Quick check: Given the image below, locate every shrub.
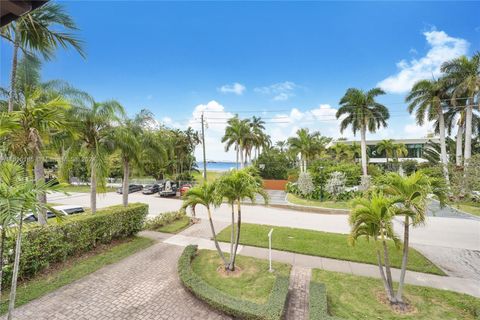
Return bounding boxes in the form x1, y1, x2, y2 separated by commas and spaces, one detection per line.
298, 172, 315, 197
254, 149, 295, 180
178, 245, 289, 320
325, 172, 347, 200
2, 203, 148, 288
309, 160, 361, 187
144, 210, 186, 230
401, 160, 418, 175
309, 281, 342, 320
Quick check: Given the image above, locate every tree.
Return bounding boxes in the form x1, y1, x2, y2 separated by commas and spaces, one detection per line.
182, 182, 228, 266
69, 98, 125, 213
349, 192, 400, 304
216, 168, 268, 271
393, 143, 408, 161
0, 160, 56, 319
336, 88, 390, 178
378, 172, 446, 304
222, 116, 250, 168
441, 52, 480, 168
288, 128, 329, 172
406, 79, 450, 185
376, 139, 395, 164
250, 116, 268, 160
1, 2, 84, 112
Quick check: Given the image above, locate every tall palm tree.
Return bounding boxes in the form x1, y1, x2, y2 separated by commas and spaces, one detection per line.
406, 79, 450, 185
182, 182, 228, 266
378, 172, 446, 304
275, 140, 287, 152
393, 143, 408, 161
1, 2, 85, 112
250, 116, 266, 160
349, 192, 400, 304
288, 128, 328, 172
336, 88, 390, 178
69, 98, 125, 213
441, 52, 480, 167
222, 116, 250, 168
216, 168, 268, 271
0, 160, 56, 319
376, 139, 395, 164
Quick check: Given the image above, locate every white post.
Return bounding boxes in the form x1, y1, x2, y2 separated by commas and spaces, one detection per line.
268, 228, 274, 272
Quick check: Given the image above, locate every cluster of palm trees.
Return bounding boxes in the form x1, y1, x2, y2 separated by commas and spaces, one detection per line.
222, 115, 271, 168
375, 139, 408, 164
182, 168, 267, 271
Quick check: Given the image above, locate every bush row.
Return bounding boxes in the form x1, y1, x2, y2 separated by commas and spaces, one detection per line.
2, 203, 148, 288
143, 210, 185, 230
309, 281, 342, 320
178, 245, 289, 320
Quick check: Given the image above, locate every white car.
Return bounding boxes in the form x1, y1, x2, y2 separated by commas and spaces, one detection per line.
24, 205, 85, 223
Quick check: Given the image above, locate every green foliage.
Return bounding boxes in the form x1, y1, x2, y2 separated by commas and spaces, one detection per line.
178, 245, 289, 320
309, 160, 362, 187
1, 203, 148, 289
309, 282, 342, 320
401, 160, 418, 175
254, 149, 294, 180
143, 210, 187, 231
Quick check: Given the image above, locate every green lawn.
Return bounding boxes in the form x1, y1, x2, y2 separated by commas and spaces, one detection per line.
156, 216, 192, 233
312, 269, 480, 319
287, 193, 350, 210
56, 184, 117, 193
0, 236, 155, 314
191, 249, 290, 304
192, 171, 225, 183
216, 224, 444, 275
452, 201, 480, 217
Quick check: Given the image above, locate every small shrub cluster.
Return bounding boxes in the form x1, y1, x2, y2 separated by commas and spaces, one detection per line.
297, 172, 315, 197
178, 245, 289, 320
325, 172, 347, 200
309, 281, 342, 320
2, 203, 148, 288
143, 210, 186, 230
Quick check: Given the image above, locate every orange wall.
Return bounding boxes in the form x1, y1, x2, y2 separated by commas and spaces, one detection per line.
262, 179, 288, 190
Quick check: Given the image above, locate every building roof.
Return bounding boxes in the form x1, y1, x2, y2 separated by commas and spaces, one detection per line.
1, 1, 48, 27
333, 137, 440, 146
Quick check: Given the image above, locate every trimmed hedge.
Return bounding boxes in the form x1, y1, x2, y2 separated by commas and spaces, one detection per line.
143, 210, 185, 230
178, 245, 289, 320
2, 203, 148, 288
309, 281, 342, 320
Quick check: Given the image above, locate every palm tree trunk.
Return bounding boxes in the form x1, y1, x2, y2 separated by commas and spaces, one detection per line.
90, 158, 97, 214
229, 203, 235, 267
239, 147, 244, 169
438, 110, 450, 186
206, 208, 228, 266
464, 99, 473, 167
229, 200, 242, 271
34, 151, 47, 226
360, 125, 368, 176
376, 247, 393, 302
380, 228, 395, 302
8, 37, 19, 113
395, 216, 409, 303
7, 212, 24, 320
0, 227, 5, 299
455, 123, 463, 166
236, 145, 239, 169
122, 158, 129, 207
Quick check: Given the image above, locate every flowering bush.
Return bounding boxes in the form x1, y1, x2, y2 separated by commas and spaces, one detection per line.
325, 171, 347, 200
297, 172, 315, 197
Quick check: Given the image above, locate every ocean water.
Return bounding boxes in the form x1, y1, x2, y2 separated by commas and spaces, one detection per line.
196, 161, 238, 171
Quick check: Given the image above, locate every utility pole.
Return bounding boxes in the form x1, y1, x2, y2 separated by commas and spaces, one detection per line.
201, 112, 207, 181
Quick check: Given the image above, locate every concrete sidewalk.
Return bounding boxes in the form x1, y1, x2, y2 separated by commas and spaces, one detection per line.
149, 230, 480, 298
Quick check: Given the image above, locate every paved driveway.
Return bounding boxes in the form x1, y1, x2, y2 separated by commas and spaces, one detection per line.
6, 241, 229, 320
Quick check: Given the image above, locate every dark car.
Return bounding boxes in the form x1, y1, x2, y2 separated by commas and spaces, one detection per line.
117, 184, 143, 194
142, 184, 160, 195
159, 180, 178, 197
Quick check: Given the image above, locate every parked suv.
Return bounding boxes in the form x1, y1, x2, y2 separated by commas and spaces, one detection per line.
116, 184, 143, 194
142, 184, 160, 195
159, 180, 178, 197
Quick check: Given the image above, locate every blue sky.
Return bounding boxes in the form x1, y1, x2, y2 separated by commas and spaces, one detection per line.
1, 1, 479, 160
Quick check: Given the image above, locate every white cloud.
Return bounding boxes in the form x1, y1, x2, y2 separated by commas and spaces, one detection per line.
255, 81, 298, 101
378, 29, 469, 94
218, 82, 246, 95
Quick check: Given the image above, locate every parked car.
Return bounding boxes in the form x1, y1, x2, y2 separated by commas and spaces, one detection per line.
142, 184, 160, 195
179, 183, 192, 196
159, 180, 178, 197
116, 184, 143, 194
23, 205, 85, 223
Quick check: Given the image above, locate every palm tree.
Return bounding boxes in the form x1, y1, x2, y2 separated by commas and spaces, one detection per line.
222, 116, 250, 168
336, 88, 390, 178
0, 160, 56, 319
216, 168, 268, 271
275, 140, 287, 152
182, 182, 228, 266
406, 79, 450, 185
376, 139, 395, 164
349, 192, 399, 304
329, 143, 350, 161
393, 143, 408, 161
1, 2, 84, 112
441, 52, 480, 168
288, 128, 328, 172
69, 98, 125, 213
250, 116, 267, 160
378, 172, 446, 304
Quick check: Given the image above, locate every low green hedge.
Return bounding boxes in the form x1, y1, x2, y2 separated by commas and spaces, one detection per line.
178, 245, 289, 320
143, 210, 185, 230
309, 281, 341, 320
2, 203, 148, 288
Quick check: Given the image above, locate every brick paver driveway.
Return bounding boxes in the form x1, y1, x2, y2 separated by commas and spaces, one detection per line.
7, 242, 230, 320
